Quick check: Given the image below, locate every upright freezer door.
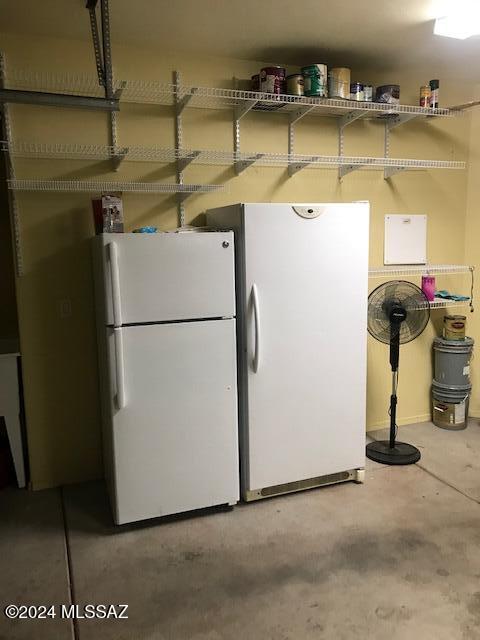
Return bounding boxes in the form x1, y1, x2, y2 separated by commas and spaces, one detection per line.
106, 319, 239, 524
242, 203, 369, 492
98, 232, 235, 325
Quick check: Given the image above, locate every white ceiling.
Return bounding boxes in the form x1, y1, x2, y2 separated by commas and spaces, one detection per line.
1, 0, 480, 78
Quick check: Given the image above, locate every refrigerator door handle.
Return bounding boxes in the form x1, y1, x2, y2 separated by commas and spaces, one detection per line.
108, 242, 122, 328
114, 328, 126, 410
252, 283, 261, 373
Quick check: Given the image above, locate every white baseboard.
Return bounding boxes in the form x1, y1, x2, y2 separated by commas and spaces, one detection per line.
367, 413, 431, 433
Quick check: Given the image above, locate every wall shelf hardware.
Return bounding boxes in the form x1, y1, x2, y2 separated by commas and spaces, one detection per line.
368, 264, 474, 277
2, 141, 466, 174
368, 265, 475, 311
7, 179, 225, 195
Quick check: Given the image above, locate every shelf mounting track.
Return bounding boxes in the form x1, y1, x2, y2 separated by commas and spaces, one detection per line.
0, 52, 23, 276
287, 106, 316, 176
337, 109, 369, 180
233, 99, 258, 174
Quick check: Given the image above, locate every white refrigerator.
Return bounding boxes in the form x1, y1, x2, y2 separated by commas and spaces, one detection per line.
206, 203, 369, 501
92, 231, 239, 524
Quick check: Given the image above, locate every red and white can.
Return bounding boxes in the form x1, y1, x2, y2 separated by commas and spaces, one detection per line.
260, 66, 286, 95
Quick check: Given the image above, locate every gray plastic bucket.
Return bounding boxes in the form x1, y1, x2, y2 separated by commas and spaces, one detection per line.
433, 336, 474, 387
432, 380, 471, 430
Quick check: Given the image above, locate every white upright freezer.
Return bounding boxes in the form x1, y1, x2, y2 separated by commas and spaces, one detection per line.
92, 232, 239, 524
206, 203, 369, 501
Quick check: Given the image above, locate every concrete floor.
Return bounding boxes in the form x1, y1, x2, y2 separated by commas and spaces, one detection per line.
2, 421, 480, 640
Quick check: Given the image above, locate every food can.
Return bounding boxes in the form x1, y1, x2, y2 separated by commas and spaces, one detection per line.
429, 79, 439, 109
420, 85, 431, 107
328, 67, 351, 99
363, 84, 373, 102
286, 73, 305, 96
301, 64, 328, 97
350, 82, 364, 101
444, 315, 466, 341
251, 74, 260, 92
375, 84, 400, 104
260, 66, 286, 95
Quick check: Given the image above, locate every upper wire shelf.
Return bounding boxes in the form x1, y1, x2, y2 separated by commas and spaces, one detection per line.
1, 141, 466, 172
369, 264, 473, 277
5, 69, 457, 119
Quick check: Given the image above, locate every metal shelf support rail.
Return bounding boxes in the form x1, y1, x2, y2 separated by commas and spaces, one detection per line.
383, 120, 404, 179
174, 70, 186, 226
287, 106, 317, 176
233, 99, 259, 174
0, 53, 23, 276
338, 109, 370, 180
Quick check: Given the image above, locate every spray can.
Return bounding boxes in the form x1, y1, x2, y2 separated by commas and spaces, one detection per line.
420, 85, 431, 107
429, 79, 439, 109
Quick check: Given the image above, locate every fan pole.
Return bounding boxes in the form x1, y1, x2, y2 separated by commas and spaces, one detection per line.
389, 330, 400, 449
389, 373, 397, 449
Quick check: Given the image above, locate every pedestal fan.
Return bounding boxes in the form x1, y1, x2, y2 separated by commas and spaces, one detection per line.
366, 280, 430, 465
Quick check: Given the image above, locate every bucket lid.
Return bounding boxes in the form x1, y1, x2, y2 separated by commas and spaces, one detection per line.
433, 336, 474, 348
432, 380, 472, 392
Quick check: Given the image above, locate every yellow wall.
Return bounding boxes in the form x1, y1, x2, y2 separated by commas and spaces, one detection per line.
465, 86, 480, 419
0, 32, 475, 488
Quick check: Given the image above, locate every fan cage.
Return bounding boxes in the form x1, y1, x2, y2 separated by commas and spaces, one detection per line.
367, 280, 430, 345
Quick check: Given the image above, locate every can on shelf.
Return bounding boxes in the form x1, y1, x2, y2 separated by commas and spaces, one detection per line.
444, 315, 466, 341
260, 66, 286, 95
430, 79, 439, 109
251, 74, 260, 92
350, 82, 364, 101
363, 84, 373, 102
420, 85, 431, 107
286, 73, 305, 96
328, 67, 351, 99
375, 84, 400, 104
301, 64, 328, 97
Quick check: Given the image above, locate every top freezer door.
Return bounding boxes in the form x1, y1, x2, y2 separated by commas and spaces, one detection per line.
241, 202, 369, 491
97, 232, 235, 325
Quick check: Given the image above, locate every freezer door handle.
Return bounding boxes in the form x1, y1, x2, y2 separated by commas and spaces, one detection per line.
114, 328, 126, 410
252, 283, 261, 373
108, 241, 122, 328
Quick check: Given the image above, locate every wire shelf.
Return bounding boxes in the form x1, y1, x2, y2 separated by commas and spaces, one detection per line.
2, 141, 466, 172
7, 179, 224, 194
369, 264, 473, 277
175, 85, 455, 119
5, 69, 456, 118
429, 299, 471, 309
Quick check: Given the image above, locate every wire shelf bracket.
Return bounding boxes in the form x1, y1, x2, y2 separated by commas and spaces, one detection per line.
234, 99, 258, 121
384, 165, 406, 179
234, 153, 265, 175
177, 150, 201, 172
289, 105, 316, 125
339, 110, 369, 129
177, 87, 199, 114
288, 156, 319, 176
339, 163, 369, 178
387, 113, 421, 129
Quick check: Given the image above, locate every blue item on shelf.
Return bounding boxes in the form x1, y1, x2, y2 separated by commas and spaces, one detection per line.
132, 226, 158, 233
435, 290, 470, 302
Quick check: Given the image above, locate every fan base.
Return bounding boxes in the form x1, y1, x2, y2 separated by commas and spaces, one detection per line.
366, 441, 421, 465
